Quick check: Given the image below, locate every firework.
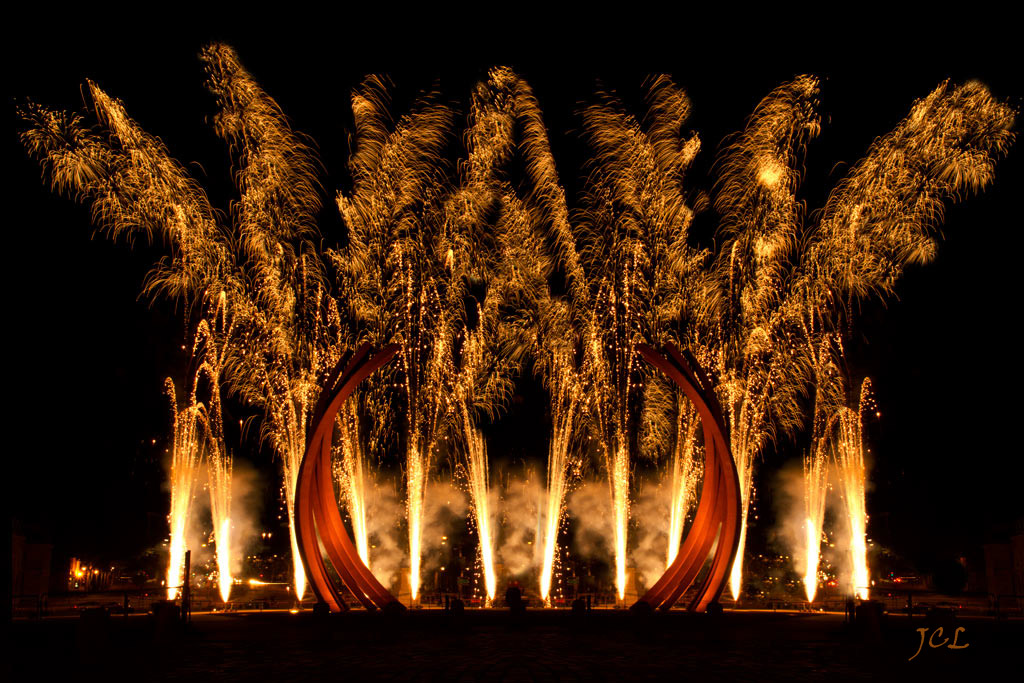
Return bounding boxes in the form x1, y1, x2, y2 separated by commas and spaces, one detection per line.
801, 447, 828, 603
20, 49, 1015, 611
193, 292, 236, 602
334, 400, 372, 568
834, 379, 874, 600
163, 379, 203, 600
578, 75, 705, 600
666, 402, 702, 568
709, 76, 822, 600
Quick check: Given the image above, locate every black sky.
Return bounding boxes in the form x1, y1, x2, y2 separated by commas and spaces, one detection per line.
7, 20, 1022, 577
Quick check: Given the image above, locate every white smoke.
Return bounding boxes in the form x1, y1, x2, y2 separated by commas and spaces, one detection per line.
772, 459, 810, 588
420, 479, 468, 574
226, 459, 262, 577
567, 479, 613, 560
629, 478, 672, 590
497, 472, 542, 578
363, 475, 405, 589
182, 458, 261, 588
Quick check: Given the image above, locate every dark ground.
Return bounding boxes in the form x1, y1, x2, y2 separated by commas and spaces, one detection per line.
9, 609, 1021, 682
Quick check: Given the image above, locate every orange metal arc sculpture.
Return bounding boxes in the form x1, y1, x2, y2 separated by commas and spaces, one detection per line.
294, 343, 403, 612
633, 343, 742, 612
296, 342, 737, 613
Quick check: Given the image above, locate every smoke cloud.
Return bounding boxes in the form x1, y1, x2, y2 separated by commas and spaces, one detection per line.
226, 459, 262, 577
567, 480, 613, 561
629, 478, 672, 590
420, 479, 467, 574
364, 475, 405, 589
773, 459, 855, 598
497, 472, 542, 578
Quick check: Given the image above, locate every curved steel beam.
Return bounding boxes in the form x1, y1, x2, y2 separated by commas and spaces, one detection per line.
633, 343, 742, 612
294, 343, 403, 612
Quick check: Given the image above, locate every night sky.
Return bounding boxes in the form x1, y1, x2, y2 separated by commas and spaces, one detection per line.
8, 21, 1021, 581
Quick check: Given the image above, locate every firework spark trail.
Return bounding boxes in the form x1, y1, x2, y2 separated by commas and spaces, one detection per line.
19, 83, 233, 300
424, 67, 552, 604
784, 82, 1015, 601
20, 47, 344, 602
711, 77, 1014, 601
799, 81, 1015, 308
164, 379, 203, 600
488, 70, 589, 606
834, 379, 873, 600
446, 69, 521, 604
449, 217, 540, 605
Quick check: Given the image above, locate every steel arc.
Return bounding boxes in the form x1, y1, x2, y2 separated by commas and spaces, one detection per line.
294, 342, 403, 612
633, 343, 742, 612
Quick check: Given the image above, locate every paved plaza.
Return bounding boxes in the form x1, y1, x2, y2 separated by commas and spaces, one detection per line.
10, 608, 1021, 681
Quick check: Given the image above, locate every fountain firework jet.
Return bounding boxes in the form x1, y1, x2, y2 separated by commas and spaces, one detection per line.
666, 405, 701, 568
287, 519, 307, 600
795, 332, 845, 604
201, 45, 334, 600
784, 82, 1015, 602
406, 446, 425, 601
538, 354, 582, 604
802, 447, 828, 602
333, 74, 460, 602
335, 401, 371, 566
711, 76, 823, 601
579, 76, 704, 601
195, 292, 236, 602
20, 46, 1016, 613
463, 419, 497, 602
164, 379, 203, 600
835, 380, 873, 600
502, 76, 589, 606
611, 444, 630, 599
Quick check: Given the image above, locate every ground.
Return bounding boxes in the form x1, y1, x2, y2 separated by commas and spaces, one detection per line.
10, 608, 1021, 681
